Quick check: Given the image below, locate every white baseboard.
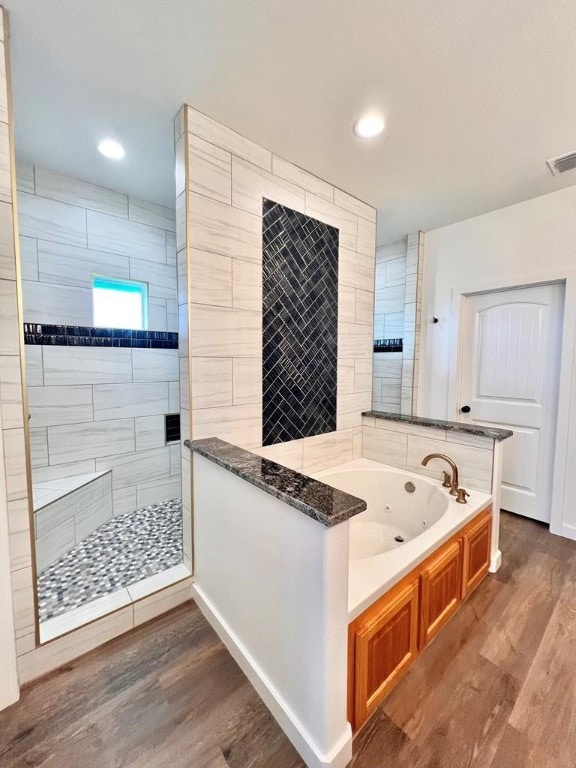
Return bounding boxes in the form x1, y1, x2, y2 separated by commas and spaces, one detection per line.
192, 583, 352, 768
489, 549, 502, 572
550, 521, 576, 541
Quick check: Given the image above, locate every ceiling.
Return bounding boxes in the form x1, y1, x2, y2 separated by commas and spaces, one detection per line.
6, 0, 576, 244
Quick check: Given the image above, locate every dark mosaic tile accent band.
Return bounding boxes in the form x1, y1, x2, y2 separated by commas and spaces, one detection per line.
262, 198, 339, 446
374, 338, 403, 353
24, 323, 178, 349
187, 437, 366, 527
38, 498, 183, 622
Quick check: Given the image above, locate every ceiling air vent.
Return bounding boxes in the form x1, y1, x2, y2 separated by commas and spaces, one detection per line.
547, 151, 576, 176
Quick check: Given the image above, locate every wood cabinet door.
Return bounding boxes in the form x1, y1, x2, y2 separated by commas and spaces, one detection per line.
354, 579, 419, 726
462, 509, 492, 598
420, 540, 462, 648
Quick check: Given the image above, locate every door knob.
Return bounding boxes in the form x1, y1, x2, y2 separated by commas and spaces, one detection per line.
460, 405, 471, 413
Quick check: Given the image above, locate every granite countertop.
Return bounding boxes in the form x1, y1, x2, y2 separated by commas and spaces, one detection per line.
363, 411, 513, 441
185, 437, 367, 527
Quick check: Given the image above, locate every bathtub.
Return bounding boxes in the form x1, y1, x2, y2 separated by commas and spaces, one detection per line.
312, 457, 492, 620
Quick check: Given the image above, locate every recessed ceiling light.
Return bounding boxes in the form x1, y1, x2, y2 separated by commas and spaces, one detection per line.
97, 139, 125, 160
353, 115, 385, 139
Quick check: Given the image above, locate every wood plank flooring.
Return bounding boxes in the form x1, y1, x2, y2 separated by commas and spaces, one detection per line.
2, 511, 576, 768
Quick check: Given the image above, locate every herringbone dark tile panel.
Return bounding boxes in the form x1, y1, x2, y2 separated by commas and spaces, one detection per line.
262, 198, 339, 446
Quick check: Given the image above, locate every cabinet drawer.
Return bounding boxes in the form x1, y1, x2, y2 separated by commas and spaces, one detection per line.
420, 539, 462, 648
354, 579, 419, 726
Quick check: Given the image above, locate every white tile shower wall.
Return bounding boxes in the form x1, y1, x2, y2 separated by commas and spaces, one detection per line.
17, 165, 177, 329
362, 415, 494, 493
373, 238, 406, 412
26, 348, 180, 512
372, 231, 424, 416
402, 230, 424, 415
16, 165, 181, 513
176, 104, 376, 541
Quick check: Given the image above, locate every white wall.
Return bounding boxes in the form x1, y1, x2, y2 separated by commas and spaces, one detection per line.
192, 454, 351, 768
419, 184, 576, 538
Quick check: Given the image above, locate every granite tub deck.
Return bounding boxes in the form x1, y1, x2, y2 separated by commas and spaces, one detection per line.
363, 410, 514, 441
186, 437, 367, 526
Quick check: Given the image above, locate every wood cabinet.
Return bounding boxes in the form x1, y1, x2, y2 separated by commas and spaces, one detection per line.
348, 505, 492, 731
420, 539, 462, 648
462, 509, 492, 598
353, 579, 419, 726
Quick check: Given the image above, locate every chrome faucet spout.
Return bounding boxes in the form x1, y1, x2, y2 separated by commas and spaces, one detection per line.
421, 453, 460, 496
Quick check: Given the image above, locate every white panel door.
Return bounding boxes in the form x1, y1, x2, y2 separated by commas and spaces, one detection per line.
459, 283, 563, 522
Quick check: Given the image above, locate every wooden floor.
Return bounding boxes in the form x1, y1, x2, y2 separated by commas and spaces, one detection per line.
2, 511, 576, 768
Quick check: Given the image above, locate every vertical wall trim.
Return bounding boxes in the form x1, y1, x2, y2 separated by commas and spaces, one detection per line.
4, 6, 39, 649
410, 230, 424, 415
183, 106, 195, 575
401, 230, 424, 416
0, 404, 19, 708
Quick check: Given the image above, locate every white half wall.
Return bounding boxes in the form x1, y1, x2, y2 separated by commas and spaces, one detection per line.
192, 453, 352, 768
419, 184, 576, 539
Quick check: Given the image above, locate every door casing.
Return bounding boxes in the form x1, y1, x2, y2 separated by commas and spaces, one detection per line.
437, 267, 576, 544
458, 282, 563, 523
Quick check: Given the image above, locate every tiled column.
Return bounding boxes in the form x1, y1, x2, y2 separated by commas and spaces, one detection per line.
0, 8, 37, 657
401, 230, 424, 415
373, 237, 407, 412
175, 103, 377, 486
174, 107, 193, 571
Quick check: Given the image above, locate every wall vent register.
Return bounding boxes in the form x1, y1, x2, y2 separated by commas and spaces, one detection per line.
262, 198, 339, 446
547, 150, 576, 175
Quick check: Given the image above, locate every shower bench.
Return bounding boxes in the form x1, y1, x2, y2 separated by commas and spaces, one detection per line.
33, 470, 113, 572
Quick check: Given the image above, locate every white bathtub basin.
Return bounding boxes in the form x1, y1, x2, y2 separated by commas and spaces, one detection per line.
315, 464, 449, 559
312, 458, 492, 620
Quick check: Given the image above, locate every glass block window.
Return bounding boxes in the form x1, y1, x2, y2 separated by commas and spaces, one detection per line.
92, 277, 148, 330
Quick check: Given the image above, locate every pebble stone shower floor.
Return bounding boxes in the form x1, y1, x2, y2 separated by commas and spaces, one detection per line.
37, 498, 183, 622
